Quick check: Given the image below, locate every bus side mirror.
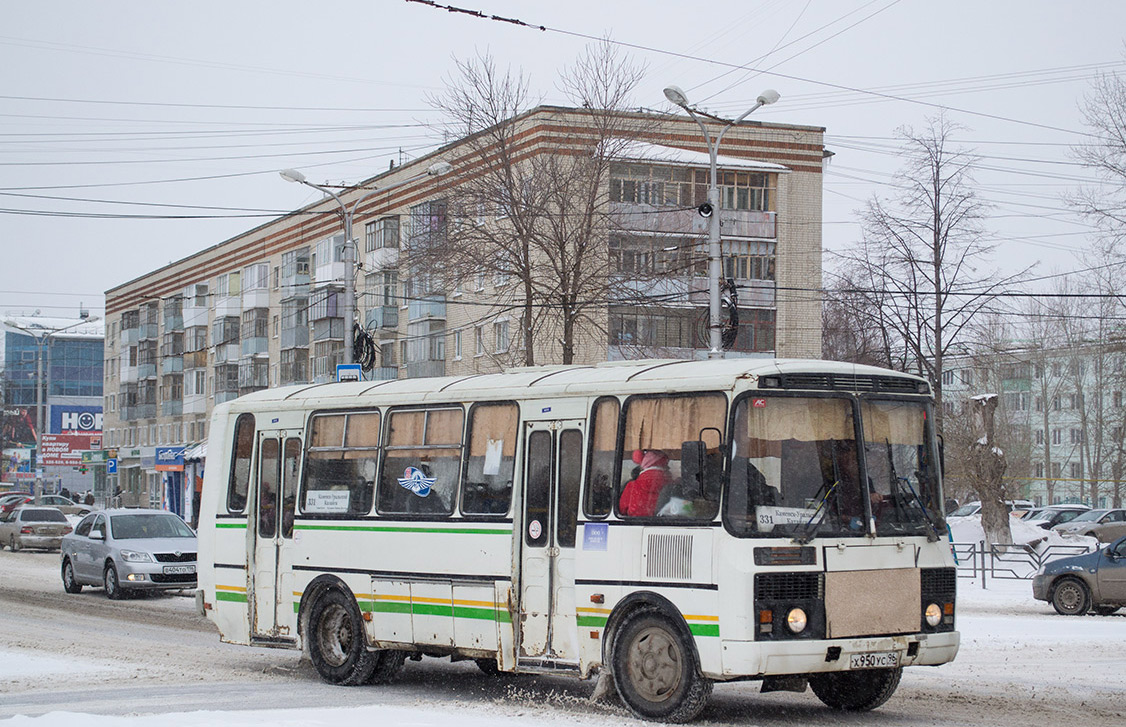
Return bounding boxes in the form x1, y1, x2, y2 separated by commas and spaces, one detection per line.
681, 441, 705, 497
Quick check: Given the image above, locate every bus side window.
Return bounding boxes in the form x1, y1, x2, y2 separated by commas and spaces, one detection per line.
461, 402, 518, 516
301, 412, 378, 518
227, 413, 255, 513
378, 408, 464, 518
584, 397, 619, 519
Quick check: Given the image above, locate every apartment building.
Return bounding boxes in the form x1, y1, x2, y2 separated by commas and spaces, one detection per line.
942, 341, 1126, 508
102, 105, 827, 514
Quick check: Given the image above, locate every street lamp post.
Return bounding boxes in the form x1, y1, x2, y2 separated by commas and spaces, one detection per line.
280, 161, 453, 372
2, 316, 101, 498
662, 85, 780, 358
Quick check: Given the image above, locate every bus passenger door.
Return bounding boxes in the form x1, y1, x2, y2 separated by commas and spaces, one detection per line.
250, 433, 300, 642
518, 420, 583, 666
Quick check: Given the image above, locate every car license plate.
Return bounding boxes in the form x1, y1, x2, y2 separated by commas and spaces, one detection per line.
163, 565, 196, 575
849, 651, 899, 670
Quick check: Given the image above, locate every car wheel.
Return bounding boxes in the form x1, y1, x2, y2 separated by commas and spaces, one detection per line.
810, 667, 903, 711
307, 588, 379, 685
62, 559, 83, 594
10, 535, 21, 552
104, 562, 125, 600
611, 609, 712, 722
1051, 577, 1090, 616
1092, 605, 1121, 616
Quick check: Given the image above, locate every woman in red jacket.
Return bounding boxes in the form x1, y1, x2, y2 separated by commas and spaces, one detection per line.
619, 449, 671, 517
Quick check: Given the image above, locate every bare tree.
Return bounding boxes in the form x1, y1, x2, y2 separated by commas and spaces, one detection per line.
966, 394, 1012, 545
833, 114, 1026, 429
1071, 69, 1126, 246
412, 43, 648, 366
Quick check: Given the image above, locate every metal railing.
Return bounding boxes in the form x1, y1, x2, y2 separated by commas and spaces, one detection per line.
951, 540, 1095, 586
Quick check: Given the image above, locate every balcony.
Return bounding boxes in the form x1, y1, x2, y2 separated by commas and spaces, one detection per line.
161, 357, 184, 375
137, 363, 157, 381
240, 336, 269, 358
182, 301, 208, 328
214, 391, 238, 406
408, 295, 446, 322
161, 399, 183, 417
213, 295, 241, 318
138, 323, 159, 341
371, 366, 398, 381
365, 305, 399, 330
242, 287, 270, 311
122, 327, 140, 346
182, 350, 208, 369
405, 360, 445, 379
281, 326, 309, 350
183, 395, 207, 415
121, 404, 156, 421
120, 364, 138, 384
611, 202, 776, 239
214, 343, 240, 364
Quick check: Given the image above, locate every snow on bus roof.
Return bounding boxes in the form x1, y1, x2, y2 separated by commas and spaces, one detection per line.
225, 359, 927, 409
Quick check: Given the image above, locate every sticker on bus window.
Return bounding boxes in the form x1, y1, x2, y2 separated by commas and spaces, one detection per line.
755, 505, 818, 532
528, 519, 542, 540
398, 467, 435, 497
753, 398, 767, 408
304, 490, 351, 513
583, 522, 608, 551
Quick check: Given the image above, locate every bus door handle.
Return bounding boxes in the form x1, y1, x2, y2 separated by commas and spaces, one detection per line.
547, 546, 560, 557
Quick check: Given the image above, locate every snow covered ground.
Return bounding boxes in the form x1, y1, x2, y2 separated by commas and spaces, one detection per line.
2, 529, 1123, 727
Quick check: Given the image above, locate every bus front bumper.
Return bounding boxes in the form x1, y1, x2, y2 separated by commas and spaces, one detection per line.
718, 631, 960, 679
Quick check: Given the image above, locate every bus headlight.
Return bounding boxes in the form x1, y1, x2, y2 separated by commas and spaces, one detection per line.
786, 608, 807, 633
924, 602, 942, 627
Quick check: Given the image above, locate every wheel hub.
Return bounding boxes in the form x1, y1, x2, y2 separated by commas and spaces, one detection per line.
627, 627, 683, 702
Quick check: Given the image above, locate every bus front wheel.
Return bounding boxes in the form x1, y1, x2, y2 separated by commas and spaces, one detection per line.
307, 588, 379, 685
809, 667, 902, 711
611, 609, 712, 723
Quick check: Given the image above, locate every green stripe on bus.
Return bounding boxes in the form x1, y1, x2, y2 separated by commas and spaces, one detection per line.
689, 623, 720, 637
576, 615, 608, 628
216, 523, 247, 529
369, 601, 507, 622
292, 524, 511, 535
215, 591, 248, 603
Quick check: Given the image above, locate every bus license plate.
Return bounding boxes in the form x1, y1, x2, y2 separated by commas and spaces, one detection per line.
849, 651, 898, 670
163, 565, 196, 575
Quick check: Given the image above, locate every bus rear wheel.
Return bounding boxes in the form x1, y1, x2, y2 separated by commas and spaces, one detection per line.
611, 610, 712, 723
809, 667, 902, 711
308, 588, 379, 685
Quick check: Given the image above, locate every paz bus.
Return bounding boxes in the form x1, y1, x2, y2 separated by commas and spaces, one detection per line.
196, 358, 959, 722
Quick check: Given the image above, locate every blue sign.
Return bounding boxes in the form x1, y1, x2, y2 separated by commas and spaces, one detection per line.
106, 458, 118, 474
337, 364, 362, 382
154, 446, 186, 471
583, 522, 609, 551
397, 467, 435, 497
50, 405, 102, 434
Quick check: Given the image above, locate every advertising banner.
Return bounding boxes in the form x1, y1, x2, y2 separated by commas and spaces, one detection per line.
155, 446, 186, 472
50, 405, 103, 435
38, 433, 98, 466
2, 406, 38, 447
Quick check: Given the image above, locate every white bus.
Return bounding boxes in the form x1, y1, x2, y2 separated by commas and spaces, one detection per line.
196, 358, 959, 722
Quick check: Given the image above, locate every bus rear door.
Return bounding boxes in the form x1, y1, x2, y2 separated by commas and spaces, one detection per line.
518, 420, 583, 669
250, 431, 300, 642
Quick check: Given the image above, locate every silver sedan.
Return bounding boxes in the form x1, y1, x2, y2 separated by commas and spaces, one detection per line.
60, 509, 197, 599
0, 506, 72, 551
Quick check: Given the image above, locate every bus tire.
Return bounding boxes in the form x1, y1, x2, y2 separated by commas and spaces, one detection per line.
1051, 577, 1090, 616
474, 657, 500, 676
307, 588, 378, 685
809, 667, 902, 711
367, 649, 406, 684
611, 609, 712, 723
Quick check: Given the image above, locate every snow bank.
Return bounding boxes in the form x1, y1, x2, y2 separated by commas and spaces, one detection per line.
948, 513, 1098, 551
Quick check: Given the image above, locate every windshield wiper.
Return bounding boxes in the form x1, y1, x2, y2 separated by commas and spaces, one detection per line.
884, 438, 940, 541
794, 479, 839, 544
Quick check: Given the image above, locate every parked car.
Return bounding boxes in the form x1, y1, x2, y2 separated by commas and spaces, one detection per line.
0, 506, 73, 551
1024, 504, 1091, 530
947, 499, 1035, 518
0, 493, 33, 515
1032, 535, 1126, 615
60, 509, 197, 599
1052, 508, 1126, 542
36, 494, 93, 517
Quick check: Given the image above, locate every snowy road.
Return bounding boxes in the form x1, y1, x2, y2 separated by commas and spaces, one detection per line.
1, 548, 1123, 726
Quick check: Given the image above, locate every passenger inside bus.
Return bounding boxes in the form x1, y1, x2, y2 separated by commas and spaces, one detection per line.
619, 449, 671, 517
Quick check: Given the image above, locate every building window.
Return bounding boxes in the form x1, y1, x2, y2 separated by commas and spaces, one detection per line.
1069, 462, 1081, 479
1070, 429, 1083, 444
1051, 462, 1061, 478
1051, 429, 1062, 445
494, 320, 510, 353
1115, 391, 1122, 408
475, 326, 485, 356
1035, 462, 1044, 478
453, 330, 462, 360
243, 264, 268, 291
376, 216, 400, 249
1035, 429, 1044, 445
941, 370, 955, 386
365, 221, 378, 252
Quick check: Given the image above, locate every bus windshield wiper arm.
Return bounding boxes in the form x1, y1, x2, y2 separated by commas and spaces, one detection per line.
885, 439, 940, 541
794, 479, 839, 545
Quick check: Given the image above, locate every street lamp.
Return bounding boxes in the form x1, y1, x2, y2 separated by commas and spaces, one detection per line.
2, 315, 101, 498
279, 160, 453, 371
662, 85, 779, 357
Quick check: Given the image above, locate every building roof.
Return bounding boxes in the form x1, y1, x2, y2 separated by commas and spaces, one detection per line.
1, 315, 104, 340
614, 140, 792, 173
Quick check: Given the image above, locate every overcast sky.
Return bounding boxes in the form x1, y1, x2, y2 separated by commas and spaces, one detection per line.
3, 0, 1124, 321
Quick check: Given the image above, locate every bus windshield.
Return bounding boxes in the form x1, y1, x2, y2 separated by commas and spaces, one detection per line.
860, 399, 945, 537
725, 395, 867, 539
